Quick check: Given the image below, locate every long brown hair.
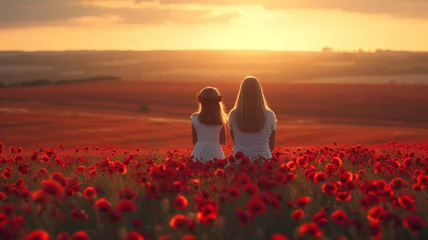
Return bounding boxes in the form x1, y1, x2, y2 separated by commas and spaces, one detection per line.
230, 76, 272, 133
193, 87, 228, 126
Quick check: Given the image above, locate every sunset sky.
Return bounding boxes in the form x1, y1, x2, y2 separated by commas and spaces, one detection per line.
1, 0, 428, 52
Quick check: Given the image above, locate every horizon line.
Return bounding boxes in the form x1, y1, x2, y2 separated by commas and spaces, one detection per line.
1, 48, 427, 53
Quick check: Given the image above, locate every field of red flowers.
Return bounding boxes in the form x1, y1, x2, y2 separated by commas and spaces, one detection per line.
2, 81, 428, 149
1, 141, 427, 240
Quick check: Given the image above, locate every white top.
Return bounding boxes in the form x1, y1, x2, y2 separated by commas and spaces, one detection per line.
229, 109, 277, 160
191, 114, 225, 162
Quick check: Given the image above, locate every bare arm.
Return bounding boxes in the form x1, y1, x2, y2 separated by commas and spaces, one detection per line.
220, 126, 226, 145
269, 130, 276, 152
192, 124, 197, 145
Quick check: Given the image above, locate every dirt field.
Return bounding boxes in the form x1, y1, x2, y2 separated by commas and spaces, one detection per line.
1, 80, 428, 149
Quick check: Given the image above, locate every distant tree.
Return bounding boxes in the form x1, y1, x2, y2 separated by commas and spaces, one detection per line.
322, 47, 334, 53
19, 79, 51, 87
138, 104, 150, 113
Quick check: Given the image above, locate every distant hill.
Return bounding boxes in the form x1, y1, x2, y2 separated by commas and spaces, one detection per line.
1, 50, 428, 85
1, 76, 122, 88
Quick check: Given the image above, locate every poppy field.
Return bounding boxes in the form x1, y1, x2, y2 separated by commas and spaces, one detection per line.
1, 141, 427, 240
2, 80, 428, 149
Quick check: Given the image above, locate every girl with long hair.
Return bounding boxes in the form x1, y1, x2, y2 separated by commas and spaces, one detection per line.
191, 87, 228, 162
229, 76, 277, 160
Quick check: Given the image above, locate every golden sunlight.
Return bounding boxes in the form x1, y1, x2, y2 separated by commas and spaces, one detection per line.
0, 2, 427, 51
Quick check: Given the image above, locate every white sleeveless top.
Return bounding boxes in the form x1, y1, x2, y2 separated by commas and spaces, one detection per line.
191, 114, 225, 162
229, 110, 277, 160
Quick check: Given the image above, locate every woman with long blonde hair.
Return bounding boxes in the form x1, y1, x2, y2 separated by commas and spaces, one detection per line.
191, 87, 228, 162
229, 76, 277, 160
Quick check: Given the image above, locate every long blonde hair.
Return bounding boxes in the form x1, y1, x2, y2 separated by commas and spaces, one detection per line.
193, 87, 228, 126
230, 76, 272, 133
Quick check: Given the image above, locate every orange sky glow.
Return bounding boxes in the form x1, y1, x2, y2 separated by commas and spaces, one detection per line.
0, 0, 427, 52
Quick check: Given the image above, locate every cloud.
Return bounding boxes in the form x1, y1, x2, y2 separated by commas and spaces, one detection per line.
0, 0, 239, 28
137, 0, 428, 19
116, 8, 240, 25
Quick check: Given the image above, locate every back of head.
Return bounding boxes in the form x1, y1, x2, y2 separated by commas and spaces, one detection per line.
196, 87, 228, 126
231, 76, 270, 133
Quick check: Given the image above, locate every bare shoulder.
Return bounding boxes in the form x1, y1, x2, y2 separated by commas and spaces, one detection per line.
229, 109, 236, 117
190, 113, 199, 124
266, 109, 276, 119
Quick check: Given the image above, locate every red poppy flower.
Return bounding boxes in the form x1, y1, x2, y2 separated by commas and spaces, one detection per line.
390, 178, 407, 190
126, 232, 144, 240
49, 173, 66, 188
0, 191, 6, 201
335, 191, 351, 202
367, 206, 385, 223
340, 171, 353, 183
235, 151, 245, 159
272, 171, 286, 184
235, 207, 252, 226
404, 215, 426, 234
331, 156, 342, 167
196, 204, 217, 226
28, 152, 38, 162
83, 186, 96, 200
117, 187, 136, 200
240, 157, 251, 164
108, 208, 123, 224
31, 190, 49, 205
397, 195, 416, 212
40, 155, 49, 163
412, 183, 424, 191
285, 172, 296, 182
369, 222, 382, 239
312, 211, 328, 227
117, 199, 137, 213
93, 198, 112, 212
269, 195, 281, 209
181, 235, 196, 240
271, 234, 288, 240
317, 155, 327, 164
314, 172, 328, 183
227, 187, 241, 198
286, 161, 296, 171
39, 168, 48, 176
72, 231, 90, 240
243, 182, 259, 196
214, 169, 225, 177
298, 222, 323, 238
71, 209, 89, 221
296, 157, 308, 167
296, 196, 311, 208
16, 147, 23, 154
13, 155, 24, 163
173, 195, 188, 210
246, 198, 267, 215
133, 219, 143, 228
56, 232, 72, 240
321, 182, 337, 195
41, 180, 63, 197
3, 169, 12, 179
169, 214, 188, 229
24, 230, 49, 240
292, 209, 304, 221
330, 209, 349, 226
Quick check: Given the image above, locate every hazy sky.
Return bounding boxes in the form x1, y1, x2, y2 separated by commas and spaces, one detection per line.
1, 0, 428, 51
